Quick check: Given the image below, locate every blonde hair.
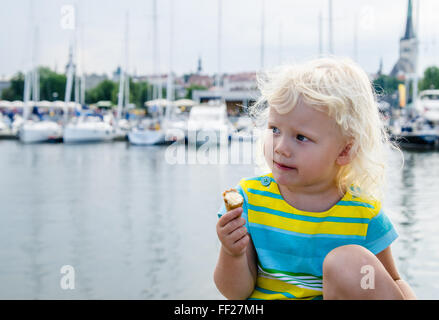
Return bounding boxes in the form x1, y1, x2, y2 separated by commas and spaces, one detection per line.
249, 57, 402, 201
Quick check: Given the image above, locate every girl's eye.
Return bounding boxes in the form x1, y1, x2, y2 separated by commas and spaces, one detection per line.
296, 134, 309, 142
271, 127, 280, 135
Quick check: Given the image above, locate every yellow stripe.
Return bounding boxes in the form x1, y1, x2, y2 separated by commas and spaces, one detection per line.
249, 276, 321, 300
249, 193, 376, 219
248, 210, 368, 236
241, 179, 279, 194
250, 290, 295, 300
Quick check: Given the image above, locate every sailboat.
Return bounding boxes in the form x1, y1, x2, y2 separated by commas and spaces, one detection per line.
18, 66, 63, 143
128, 99, 168, 145
18, 13, 62, 143
63, 14, 115, 143
0, 100, 16, 139
114, 11, 132, 141
0, 111, 13, 139
128, 0, 170, 146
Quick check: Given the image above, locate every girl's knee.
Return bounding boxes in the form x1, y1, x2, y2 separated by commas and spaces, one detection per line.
323, 245, 384, 299
323, 245, 375, 280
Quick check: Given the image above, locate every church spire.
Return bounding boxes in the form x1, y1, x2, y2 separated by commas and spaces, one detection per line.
402, 0, 415, 40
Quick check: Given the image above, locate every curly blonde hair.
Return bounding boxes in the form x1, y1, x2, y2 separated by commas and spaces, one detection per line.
249, 57, 402, 201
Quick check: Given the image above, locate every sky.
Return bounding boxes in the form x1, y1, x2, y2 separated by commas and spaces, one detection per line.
1, 0, 439, 79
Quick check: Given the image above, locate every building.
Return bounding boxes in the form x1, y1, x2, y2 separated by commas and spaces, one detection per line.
223, 72, 257, 91
390, 0, 417, 79
186, 74, 214, 88
192, 89, 260, 116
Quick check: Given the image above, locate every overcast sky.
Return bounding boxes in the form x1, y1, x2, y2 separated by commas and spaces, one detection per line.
1, 0, 439, 79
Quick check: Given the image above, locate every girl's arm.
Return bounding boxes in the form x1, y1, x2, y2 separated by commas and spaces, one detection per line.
376, 246, 417, 300
214, 207, 258, 299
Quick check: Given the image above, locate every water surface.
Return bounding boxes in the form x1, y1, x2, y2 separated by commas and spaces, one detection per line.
0, 140, 437, 299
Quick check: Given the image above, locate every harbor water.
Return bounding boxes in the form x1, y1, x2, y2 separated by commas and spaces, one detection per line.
0, 139, 438, 299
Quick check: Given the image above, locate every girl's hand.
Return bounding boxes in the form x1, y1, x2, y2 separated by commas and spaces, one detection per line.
216, 207, 249, 257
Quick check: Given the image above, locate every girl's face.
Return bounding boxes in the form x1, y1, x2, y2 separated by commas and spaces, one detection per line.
264, 100, 350, 192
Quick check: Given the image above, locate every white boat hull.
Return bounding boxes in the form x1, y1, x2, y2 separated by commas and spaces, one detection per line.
63, 122, 115, 143
424, 111, 439, 123
18, 121, 62, 143
128, 128, 166, 145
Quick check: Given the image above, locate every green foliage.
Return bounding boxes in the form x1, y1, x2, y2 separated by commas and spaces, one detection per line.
1, 72, 25, 100
130, 80, 151, 108
85, 79, 117, 105
419, 66, 439, 91
1, 67, 68, 101
373, 75, 402, 95
1, 66, 178, 108
185, 84, 207, 99
39, 67, 67, 101
85, 78, 161, 108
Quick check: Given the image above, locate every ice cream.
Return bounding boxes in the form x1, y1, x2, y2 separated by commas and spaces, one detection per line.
222, 188, 244, 211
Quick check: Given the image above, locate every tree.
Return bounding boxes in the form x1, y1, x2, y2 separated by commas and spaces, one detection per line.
373, 75, 402, 96
85, 80, 117, 104
39, 67, 66, 101
130, 80, 151, 108
1, 72, 25, 100
1, 67, 68, 101
419, 66, 439, 91
185, 84, 207, 99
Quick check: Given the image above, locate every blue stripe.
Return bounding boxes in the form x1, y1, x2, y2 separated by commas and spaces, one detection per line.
248, 204, 370, 224
250, 223, 366, 240
337, 201, 374, 209
248, 188, 283, 199
255, 286, 297, 299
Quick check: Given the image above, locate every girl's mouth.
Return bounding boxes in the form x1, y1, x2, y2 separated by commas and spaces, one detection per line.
273, 161, 296, 171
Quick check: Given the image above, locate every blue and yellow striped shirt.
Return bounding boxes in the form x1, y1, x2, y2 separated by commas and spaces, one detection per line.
217, 173, 398, 300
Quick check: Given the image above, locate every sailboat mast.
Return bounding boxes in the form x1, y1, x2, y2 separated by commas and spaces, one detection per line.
166, 0, 174, 103
354, 13, 358, 62
80, 12, 86, 107
32, 27, 40, 103
124, 10, 130, 109
318, 11, 323, 56
165, 0, 175, 124
117, 11, 129, 121
278, 22, 282, 65
260, 0, 265, 69
23, 71, 31, 120
152, 0, 162, 100
328, 0, 333, 54
64, 44, 75, 123
216, 0, 222, 88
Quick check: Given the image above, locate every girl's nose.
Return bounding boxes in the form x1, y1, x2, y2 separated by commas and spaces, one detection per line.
274, 135, 292, 158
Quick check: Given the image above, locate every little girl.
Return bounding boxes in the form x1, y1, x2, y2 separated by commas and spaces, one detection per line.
214, 58, 416, 300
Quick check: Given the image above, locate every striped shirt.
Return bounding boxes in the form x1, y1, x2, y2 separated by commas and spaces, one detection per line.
217, 173, 398, 300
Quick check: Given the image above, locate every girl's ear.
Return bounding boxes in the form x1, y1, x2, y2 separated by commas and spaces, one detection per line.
336, 141, 354, 166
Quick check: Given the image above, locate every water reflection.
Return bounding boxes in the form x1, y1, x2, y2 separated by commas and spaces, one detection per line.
389, 149, 439, 298
397, 152, 418, 284
0, 141, 438, 299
